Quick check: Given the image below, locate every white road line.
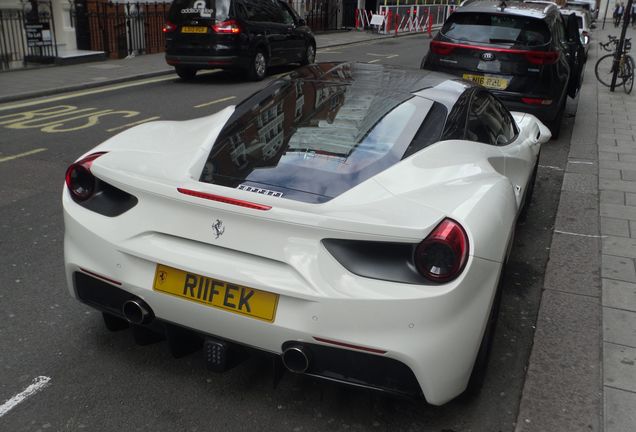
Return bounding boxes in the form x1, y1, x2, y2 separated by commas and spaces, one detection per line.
368, 59, 381, 63
0, 376, 51, 417
539, 164, 563, 171
194, 96, 237, 108
0, 70, 222, 112
386, 54, 399, 59
106, 116, 161, 132
554, 230, 606, 238
0, 148, 47, 163
569, 160, 595, 165
367, 53, 387, 56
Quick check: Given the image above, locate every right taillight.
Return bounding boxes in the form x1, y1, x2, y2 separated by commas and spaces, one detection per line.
212, 19, 241, 34
65, 152, 107, 202
414, 218, 469, 283
525, 50, 560, 65
163, 20, 177, 33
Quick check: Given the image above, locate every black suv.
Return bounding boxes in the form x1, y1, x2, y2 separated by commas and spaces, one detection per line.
421, 1, 584, 136
164, 0, 316, 81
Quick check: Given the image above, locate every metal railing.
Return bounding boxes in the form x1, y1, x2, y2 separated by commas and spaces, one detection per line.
0, 3, 58, 71
75, 1, 170, 59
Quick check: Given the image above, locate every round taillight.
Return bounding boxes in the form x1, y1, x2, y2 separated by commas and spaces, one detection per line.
65, 152, 106, 202
414, 218, 469, 282
163, 21, 176, 33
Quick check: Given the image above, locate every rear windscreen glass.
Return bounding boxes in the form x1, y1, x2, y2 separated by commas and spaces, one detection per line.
168, 0, 231, 22
441, 13, 550, 46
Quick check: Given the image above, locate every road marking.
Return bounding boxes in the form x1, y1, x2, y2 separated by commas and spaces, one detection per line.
106, 116, 161, 132
368, 59, 381, 63
554, 230, 606, 238
0, 70, 222, 112
0, 376, 51, 417
320, 50, 343, 54
386, 54, 399, 59
367, 53, 387, 56
569, 160, 595, 165
0, 148, 47, 163
539, 164, 563, 171
194, 96, 237, 108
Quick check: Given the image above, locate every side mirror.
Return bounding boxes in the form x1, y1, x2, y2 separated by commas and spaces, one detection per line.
298, 18, 306, 26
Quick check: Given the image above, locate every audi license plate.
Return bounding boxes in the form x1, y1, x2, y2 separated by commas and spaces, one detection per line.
153, 264, 279, 322
462, 74, 509, 90
181, 26, 208, 34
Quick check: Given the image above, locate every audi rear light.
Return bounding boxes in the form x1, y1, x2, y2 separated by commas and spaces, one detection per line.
212, 19, 241, 34
430, 40, 456, 56
163, 20, 177, 33
414, 218, 469, 282
65, 152, 107, 202
525, 50, 559, 65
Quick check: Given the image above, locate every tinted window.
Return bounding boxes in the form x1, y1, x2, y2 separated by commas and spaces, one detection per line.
441, 13, 550, 47
200, 63, 441, 203
466, 92, 514, 145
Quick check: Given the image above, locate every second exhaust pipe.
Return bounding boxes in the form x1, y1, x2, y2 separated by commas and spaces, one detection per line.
282, 345, 311, 373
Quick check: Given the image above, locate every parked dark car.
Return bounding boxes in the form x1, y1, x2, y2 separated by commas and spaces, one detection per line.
421, 1, 585, 137
163, 0, 316, 81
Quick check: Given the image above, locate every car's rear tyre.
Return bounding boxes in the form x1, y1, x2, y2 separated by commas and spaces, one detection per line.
463, 268, 504, 397
547, 98, 565, 139
301, 43, 315, 66
175, 66, 197, 81
518, 155, 539, 223
247, 49, 267, 81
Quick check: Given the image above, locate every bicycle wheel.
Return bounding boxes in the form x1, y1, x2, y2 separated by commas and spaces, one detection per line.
596, 53, 624, 87
624, 55, 634, 94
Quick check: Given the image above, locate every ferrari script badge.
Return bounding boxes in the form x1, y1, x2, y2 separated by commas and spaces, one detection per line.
212, 219, 225, 239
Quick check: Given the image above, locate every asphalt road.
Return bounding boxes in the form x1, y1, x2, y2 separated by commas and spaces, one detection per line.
0, 35, 575, 432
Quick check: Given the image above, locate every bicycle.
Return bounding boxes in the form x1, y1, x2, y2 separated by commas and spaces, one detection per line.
595, 38, 634, 94
599, 35, 619, 52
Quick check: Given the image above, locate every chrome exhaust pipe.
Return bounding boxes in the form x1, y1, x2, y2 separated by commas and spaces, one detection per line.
282, 345, 311, 373
122, 299, 154, 325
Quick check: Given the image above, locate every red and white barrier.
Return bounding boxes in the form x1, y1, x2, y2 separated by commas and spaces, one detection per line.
354, 3, 451, 36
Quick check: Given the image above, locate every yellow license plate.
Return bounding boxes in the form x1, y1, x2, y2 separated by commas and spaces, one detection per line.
463, 74, 509, 90
153, 264, 279, 322
181, 26, 208, 34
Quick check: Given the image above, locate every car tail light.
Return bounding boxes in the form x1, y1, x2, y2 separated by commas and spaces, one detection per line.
65, 152, 107, 202
163, 20, 177, 33
525, 50, 559, 65
430, 40, 456, 55
414, 218, 468, 282
521, 97, 553, 105
177, 188, 271, 210
211, 19, 241, 34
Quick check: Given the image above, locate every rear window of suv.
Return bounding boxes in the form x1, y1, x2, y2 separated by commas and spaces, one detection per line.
441, 13, 551, 47
168, 0, 231, 22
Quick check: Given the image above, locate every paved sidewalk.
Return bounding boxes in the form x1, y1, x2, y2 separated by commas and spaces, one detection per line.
0, 30, 422, 104
516, 24, 636, 432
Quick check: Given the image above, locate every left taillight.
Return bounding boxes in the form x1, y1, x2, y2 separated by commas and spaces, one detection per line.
414, 218, 469, 283
211, 19, 241, 34
65, 152, 107, 202
163, 20, 177, 33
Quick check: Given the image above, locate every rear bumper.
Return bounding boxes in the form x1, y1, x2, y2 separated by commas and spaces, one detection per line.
165, 54, 245, 69
63, 191, 503, 405
493, 91, 564, 123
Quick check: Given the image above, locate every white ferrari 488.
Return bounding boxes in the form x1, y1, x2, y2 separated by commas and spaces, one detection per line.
63, 62, 550, 405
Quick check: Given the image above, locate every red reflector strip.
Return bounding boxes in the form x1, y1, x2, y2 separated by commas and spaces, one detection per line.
430, 41, 559, 64
313, 337, 387, 354
177, 188, 272, 210
79, 267, 122, 286
521, 97, 553, 105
